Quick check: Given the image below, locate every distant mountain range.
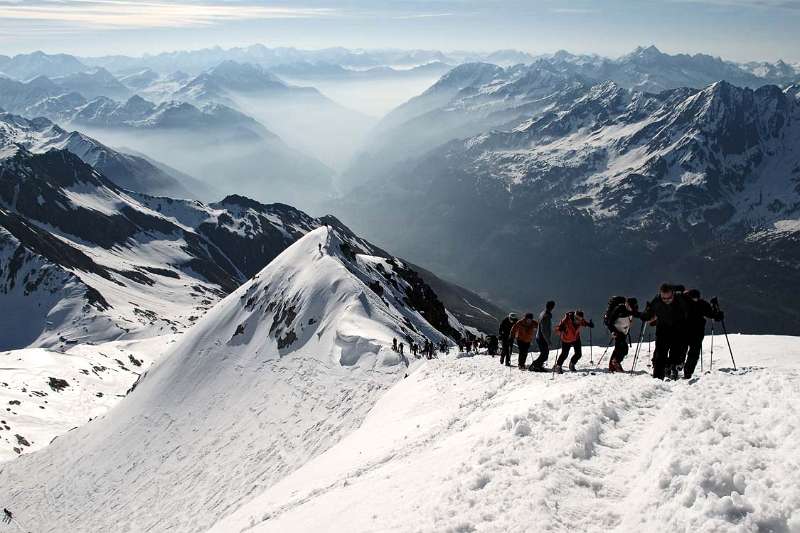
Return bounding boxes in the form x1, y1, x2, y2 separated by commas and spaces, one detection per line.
0, 75, 336, 209
337, 69, 800, 334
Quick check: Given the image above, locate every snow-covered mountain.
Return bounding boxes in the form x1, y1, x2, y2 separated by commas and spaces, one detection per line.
83, 45, 456, 74
338, 80, 800, 334
50, 67, 131, 100
0, 80, 335, 208
341, 61, 585, 189
169, 60, 375, 170
172, 60, 296, 104
117, 69, 192, 102
0, 77, 336, 209
0, 51, 87, 81
0, 111, 196, 198
0, 226, 467, 531
270, 60, 452, 82
345, 48, 800, 190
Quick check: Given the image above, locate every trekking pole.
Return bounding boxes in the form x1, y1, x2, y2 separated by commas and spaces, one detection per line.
631, 322, 648, 373
710, 322, 715, 371
700, 324, 705, 373
589, 327, 593, 364
595, 336, 614, 368
720, 320, 737, 370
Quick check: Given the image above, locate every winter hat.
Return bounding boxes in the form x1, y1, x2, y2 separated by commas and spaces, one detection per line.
509, 312, 518, 320
525, 312, 534, 320
686, 288, 700, 299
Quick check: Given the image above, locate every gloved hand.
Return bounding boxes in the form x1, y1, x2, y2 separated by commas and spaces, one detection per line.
716, 311, 724, 321
587, 320, 595, 328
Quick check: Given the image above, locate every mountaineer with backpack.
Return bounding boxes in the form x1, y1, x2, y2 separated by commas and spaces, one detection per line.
639, 283, 689, 380
510, 313, 538, 370
682, 288, 723, 379
529, 300, 556, 371
554, 310, 594, 373
603, 296, 640, 372
498, 312, 518, 366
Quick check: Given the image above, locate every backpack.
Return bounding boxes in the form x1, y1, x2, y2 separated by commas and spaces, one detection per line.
603, 296, 626, 328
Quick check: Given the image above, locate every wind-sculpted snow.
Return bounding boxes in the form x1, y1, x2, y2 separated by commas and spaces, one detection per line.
217, 335, 800, 533
0, 227, 463, 532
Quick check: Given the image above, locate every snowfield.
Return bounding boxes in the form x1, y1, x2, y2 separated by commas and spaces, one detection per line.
0, 335, 174, 462
217, 336, 800, 533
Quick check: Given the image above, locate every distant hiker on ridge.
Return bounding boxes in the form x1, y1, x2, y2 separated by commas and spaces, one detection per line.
498, 312, 518, 366
554, 310, 593, 373
530, 300, 555, 371
510, 313, 538, 370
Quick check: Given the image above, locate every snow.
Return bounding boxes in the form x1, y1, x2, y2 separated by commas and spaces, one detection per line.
218, 334, 800, 533
0, 336, 170, 462
1, 228, 799, 532
0, 227, 459, 532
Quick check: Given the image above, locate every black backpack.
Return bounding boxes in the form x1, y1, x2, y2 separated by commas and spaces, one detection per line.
603, 296, 626, 329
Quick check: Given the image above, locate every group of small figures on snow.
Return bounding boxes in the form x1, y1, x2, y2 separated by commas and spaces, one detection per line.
495, 283, 727, 380
391, 337, 449, 359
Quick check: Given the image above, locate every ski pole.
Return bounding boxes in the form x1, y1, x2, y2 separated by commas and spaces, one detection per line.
631, 321, 647, 373
589, 327, 593, 364
700, 324, 705, 373
710, 322, 715, 371
721, 320, 737, 370
595, 336, 614, 368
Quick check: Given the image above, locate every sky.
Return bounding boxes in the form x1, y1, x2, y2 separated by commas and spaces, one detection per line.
1, 0, 799, 62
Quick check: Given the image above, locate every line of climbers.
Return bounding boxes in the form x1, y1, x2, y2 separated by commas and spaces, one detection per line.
497, 283, 724, 380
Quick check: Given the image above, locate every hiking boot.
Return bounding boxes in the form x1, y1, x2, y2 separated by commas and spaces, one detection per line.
528, 364, 545, 372
554, 365, 563, 374
568, 362, 577, 372
670, 366, 679, 381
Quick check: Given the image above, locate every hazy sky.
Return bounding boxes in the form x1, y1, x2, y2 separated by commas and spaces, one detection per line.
1, 0, 799, 62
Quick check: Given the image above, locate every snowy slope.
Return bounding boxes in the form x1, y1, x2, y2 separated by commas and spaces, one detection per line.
218, 335, 800, 533
0, 227, 464, 532
0, 335, 174, 462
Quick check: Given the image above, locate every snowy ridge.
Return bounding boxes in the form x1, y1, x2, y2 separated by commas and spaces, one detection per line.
0, 227, 464, 532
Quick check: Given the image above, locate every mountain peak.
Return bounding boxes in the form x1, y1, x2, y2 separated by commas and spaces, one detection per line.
628, 45, 664, 61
